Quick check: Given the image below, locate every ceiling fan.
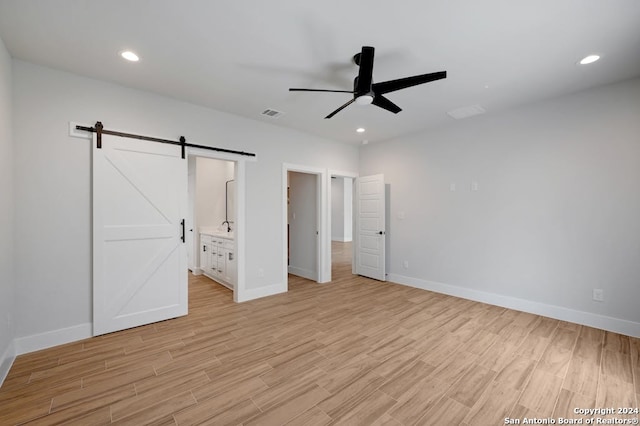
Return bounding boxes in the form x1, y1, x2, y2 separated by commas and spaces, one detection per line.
289, 46, 446, 119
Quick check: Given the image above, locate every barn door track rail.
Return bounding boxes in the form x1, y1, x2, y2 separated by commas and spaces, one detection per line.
76, 121, 256, 159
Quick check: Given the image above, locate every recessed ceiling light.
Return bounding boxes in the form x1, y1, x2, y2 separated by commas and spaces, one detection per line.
121, 51, 139, 62
362, 140, 369, 145
356, 127, 365, 133
579, 54, 600, 65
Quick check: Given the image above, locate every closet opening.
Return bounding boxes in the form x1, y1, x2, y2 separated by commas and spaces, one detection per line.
282, 163, 328, 290
287, 170, 320, 283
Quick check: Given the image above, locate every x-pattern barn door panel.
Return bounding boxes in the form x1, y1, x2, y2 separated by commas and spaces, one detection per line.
93, 133, 187, 336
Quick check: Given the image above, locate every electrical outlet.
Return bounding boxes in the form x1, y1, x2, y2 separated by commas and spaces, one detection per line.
402, 260, 409, 269
5, 313, 11, 331
592, 289, 604, 302
449, 182, 456, 192
257, 268, 264, 278
471, 181, 479, 191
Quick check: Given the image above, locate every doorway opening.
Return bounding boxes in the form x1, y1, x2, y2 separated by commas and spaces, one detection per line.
188, 156, 236, 298
187, 147, 252, 303
287, 170, 320, 281
282, 164, 328, 289
330, 176, 354, 278
327, 170, 358, 282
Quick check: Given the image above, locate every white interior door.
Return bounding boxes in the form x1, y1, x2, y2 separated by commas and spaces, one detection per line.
93, 133, 188, 336
355, 174, 386, 281
186, 155, 196, 271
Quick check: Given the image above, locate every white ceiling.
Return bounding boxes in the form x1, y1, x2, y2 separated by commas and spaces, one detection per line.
1, 0, 639, 144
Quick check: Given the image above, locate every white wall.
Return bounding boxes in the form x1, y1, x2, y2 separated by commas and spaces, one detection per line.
360, 78, 640, 336
12, 60, 358, 342
195, 157, 234, 229
331, 177, 353, 242
0, 35, 15, 382
288, 171, 318, 280
343, 178, 353, 242
331, 178, 345, 241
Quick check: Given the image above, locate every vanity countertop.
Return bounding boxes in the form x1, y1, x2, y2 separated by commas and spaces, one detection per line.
199, 227, 234, 240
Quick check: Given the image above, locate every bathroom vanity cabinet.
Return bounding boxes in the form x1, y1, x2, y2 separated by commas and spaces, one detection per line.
199, 232, 235, 290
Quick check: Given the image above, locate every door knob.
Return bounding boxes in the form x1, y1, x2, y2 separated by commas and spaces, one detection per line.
378, 231, 385, 235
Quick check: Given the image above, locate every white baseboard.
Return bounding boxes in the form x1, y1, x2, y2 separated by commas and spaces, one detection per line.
14, 323, 93, 356
331, 237, 353, 242
288, 266, 317, 281
236, 283, 286, 303
388, 273, 640, 338
0, 340, 16, 387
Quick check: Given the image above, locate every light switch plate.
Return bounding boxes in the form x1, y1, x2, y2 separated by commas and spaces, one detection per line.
592, 289, 604, 302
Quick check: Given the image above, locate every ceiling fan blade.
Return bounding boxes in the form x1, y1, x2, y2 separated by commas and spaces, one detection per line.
325, 98, 356, 119
373, 71, 446, 95
356, 46, 375, 94
289, 88, 354, 93
372, 95, 402, 114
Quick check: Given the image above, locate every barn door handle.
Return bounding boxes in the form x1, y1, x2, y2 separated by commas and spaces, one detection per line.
180, 219, 185, 243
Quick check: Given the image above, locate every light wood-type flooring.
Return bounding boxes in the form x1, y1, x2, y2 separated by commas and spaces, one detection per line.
1, 242, 638, 425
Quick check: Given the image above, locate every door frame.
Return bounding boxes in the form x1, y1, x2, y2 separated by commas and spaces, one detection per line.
327, 169, 358, 282
282, 164, 328, 287
188, 147, 255, 303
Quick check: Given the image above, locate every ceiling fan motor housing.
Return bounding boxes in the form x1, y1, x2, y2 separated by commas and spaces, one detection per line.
353, 76, 374, 100
353, 52, 362, 66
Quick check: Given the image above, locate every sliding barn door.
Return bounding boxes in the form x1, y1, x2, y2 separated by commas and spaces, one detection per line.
355, 174, 386, 281
93, 133, 188, 336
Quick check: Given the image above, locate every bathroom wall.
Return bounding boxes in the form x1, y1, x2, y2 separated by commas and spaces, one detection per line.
195, 157, 234, 231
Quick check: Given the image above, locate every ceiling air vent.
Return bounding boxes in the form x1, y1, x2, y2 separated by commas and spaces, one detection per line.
261, 109, 284, 119
447, 104, 486, 120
